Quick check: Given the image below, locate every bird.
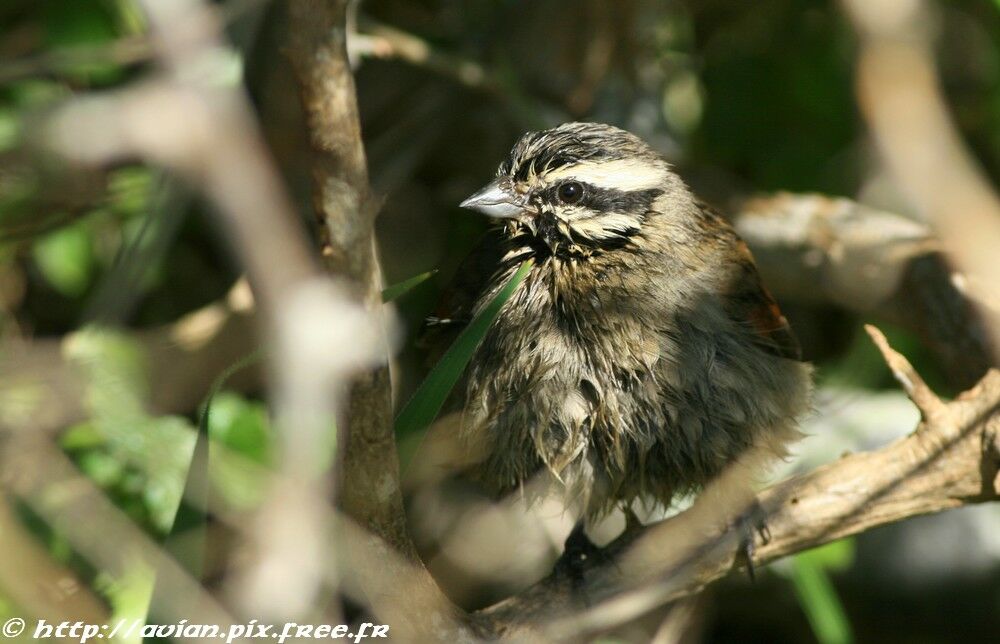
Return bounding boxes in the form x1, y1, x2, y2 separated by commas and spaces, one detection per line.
427, 122, 812, 534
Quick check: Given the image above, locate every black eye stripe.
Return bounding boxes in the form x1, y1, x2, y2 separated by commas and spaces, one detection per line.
538, 183, 662, 214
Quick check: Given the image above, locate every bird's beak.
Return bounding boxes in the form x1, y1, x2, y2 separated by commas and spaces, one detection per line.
459, 179, 524, 219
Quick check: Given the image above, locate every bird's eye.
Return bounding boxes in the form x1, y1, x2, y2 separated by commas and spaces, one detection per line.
557, 181, 584, 204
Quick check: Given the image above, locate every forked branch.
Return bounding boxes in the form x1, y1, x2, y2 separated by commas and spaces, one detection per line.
474, 329, 1000, 640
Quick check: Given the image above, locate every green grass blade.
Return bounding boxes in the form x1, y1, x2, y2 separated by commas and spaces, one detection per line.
395, 259, 533, 435
790, 552, 854, 644
150, 347, 264, 610
197, 348, 264, 435
382, 269, 438, 303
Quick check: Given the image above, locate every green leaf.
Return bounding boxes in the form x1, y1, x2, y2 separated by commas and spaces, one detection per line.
93, 563, 156, 644
791, 541, 855, 644
107, 167, 156, 216
43, 0, 123, 84
76, 449, 124, 487
110, 0, 147, 35
8, 80, 67, 108
382, 269, 438, 303
395, 259, 533, 436
60, 422, 107, 450
797, 538, 855, 572
32, 221, 95, 297
0, 108, 20, 152
206, 392, 271, 463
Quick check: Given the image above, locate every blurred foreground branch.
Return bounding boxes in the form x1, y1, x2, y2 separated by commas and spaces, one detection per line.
843, 0, 1000, 362
0, 282, 257, 434
283, 1, 459, 635
475, 328, 1000, 640
0, 496, 109, 626
30, 0, 387, 626
1, 435, 240, 628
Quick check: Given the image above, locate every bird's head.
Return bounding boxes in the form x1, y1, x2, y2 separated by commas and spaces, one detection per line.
460, 122, 682, 255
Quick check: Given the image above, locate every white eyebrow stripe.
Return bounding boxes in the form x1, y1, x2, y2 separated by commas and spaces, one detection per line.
542, 159, 667, 191
570, 213, 643, 240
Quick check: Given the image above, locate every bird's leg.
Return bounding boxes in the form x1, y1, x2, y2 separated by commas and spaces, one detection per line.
615, 505, 646, 549
556, 520, 607, 590
736, 498, 770, 582
559, 521, 595, 566
624, 506, 643, 534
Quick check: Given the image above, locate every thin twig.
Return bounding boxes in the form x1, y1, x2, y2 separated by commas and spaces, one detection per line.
352, 18, 500, 95
864, 324, 948, 422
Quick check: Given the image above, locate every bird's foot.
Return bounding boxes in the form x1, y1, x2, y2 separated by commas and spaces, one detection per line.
624, 506, 643, 534
556, 521, 610, 590
613, 506, 645, 549
736, 500, 770, 582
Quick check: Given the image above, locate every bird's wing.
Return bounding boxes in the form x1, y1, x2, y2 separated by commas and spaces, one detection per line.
724, 238, 803, 362
418, 226, 509, 364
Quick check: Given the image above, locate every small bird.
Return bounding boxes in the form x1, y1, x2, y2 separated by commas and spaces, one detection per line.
432, 122, 812, 528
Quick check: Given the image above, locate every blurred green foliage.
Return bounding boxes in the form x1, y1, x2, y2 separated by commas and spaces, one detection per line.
61, 328, 195, 534
32, 220, 94, 297
789, 540, 857, 644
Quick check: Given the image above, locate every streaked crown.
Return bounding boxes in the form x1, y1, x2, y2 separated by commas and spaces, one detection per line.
461, 122, 675, 255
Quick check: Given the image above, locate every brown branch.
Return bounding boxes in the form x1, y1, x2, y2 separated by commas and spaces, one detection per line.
864, 324, 948, 422
281, 3, 464, 635
732, 192, 995, 388
352, 17, 500, 95
284, 0, 414, 559
474, 331, 1000, 640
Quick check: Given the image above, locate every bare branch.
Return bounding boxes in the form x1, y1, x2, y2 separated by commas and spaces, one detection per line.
475, 331, 1000, 640
352, 18, 499, 95
864, 324, 947, 422
278, 3, 468, 635
733, 192, 995, 387
1, 436, 240, 629
284, 0, 414, 559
